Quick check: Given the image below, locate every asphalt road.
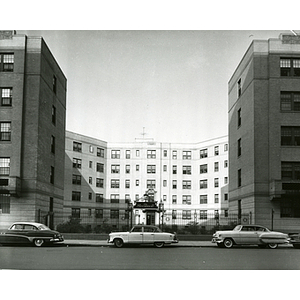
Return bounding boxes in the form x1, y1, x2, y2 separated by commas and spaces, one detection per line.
1, 244, 300, 270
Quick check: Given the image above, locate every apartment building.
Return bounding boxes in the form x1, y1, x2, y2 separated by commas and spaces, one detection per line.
228, 34, 300, 232
0, 31, 67, 229
64, 131, 228, 229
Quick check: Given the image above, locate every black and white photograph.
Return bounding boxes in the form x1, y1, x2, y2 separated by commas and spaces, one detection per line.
1, 1, 299, 299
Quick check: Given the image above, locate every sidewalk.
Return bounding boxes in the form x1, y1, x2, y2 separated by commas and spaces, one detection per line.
64, 240, 213, 247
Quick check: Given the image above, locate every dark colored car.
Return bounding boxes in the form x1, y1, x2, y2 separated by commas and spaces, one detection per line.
289, 233, 300, 248
0, 222, 64, 247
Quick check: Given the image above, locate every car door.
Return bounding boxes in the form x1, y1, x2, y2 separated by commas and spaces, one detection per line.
3, 224, 29, 244
142, 226, 155, 244
240, 226, 260, 244
128, 226, 143, 243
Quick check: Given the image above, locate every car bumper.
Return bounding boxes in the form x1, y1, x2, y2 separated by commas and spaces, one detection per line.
172, 239, 179, 243
211, 237, 223, 243
50, 237, 64, 243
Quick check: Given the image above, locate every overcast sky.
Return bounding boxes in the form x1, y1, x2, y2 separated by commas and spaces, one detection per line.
18, 30, 293, 144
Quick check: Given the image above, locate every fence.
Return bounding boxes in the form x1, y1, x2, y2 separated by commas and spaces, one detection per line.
55, 209, 250, 234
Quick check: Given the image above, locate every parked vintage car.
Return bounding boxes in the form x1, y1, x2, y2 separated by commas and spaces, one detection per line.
212, 224, 290, 249
289, 233, 300, 248
108, 225, 178, 248
0, 222, 64, 247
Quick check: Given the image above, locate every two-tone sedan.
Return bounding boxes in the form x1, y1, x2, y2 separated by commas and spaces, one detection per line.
0, 222, 64, 247
108, 225, 178, 248
212, 224, 290, 249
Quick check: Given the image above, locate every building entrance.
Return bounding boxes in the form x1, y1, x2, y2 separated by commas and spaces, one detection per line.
146, 212, 155, 225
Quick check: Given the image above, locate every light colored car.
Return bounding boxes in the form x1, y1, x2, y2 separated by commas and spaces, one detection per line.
0, 222, 64, 247
108, 225, 178, 248
212, 224, 290, 249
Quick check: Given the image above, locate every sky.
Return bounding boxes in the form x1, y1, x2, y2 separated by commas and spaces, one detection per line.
18, 29, 294, 144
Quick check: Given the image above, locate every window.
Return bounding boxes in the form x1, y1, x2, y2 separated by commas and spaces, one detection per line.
182, 210, 191, 219
72, 208, 80, 218
95, 209, 103, 219
200, 179, 207, 189
147, 165, 156, 173
97, 163, 104, 173
163, 195, 167, 201
238, 78, 242, 97
281, 162, 300, 180
183, 165, 191, 175
214, 194, 219, 203
111, 165, 120, 174
224, 194, 228, 201
281, 92, 300, 111
163, 165, 167, 172
182, 180, 191, 189
136, 179, 139, 186
0, 122, 11, 141
172, 210, 177, 219
97, 147, 104, 157
125, 165, 130, 174
0, 158, 10, 175
200, 195, 207, 204
0, 53, 14, 72
96, 178, 104, 188
281, 199, 300, 218
224, 144, 228, 151
1, 88, 12, 106
136, 164, 140, 171
126, 150, 131, 159
52, 106, 56, 125
183, 151, 191, 160
172, 165, 177, 174
172, 150, 177, 159
89, 161, 92, 168
214, 146, 219, 156
163, 180, 167, 187
72, 174, 81, 185
280, 58, 300, 76
72, 191, 81, 201
238, 108, 241, 127
111, 150, 120, 159
163, 150, 167, 157
110, 210, 119, 219
281, 127, 300, 146
111, 179, 119, 188
147, 150, 156, 159
125, 179, 130, 188
214, 162, 219, 172
182, 195, 191, 205
96, 194, 104, 203
53, 75, 57, 94
50, 166, 54, 184
172, 180, 177, 189
200, 210, 207, 220
89, 177, 92, 184
238, 169, 241, 187
224, 177, 228, 184
224, 160, 228, 168
111, 194, 120, 203
73, 141, 82, 152
51, 135, 55, 154
88, 192, 92, 200
136, 150, 140, 157
214, 178, 219, 187
238, 138, 241, 156
172, 195, 177, 204
73, 158, 81, 169
200, 164, 207, 174
147, 180, 156, 189
0, 194, 10, 214
200, 149, 207, 158
89, 145, 94, 153
224, 209, 228, 217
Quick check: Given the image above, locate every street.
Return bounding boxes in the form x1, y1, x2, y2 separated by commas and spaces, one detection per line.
1, 244, 300, 270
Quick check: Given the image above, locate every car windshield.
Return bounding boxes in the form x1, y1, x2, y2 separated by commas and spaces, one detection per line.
233, 225, 242, 231
37, 224, 51, 230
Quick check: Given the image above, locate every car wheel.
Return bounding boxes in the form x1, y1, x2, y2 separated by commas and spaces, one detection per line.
154, 242, 164, 248
114, 238, 124, 248
34, 239, 44, 247
267, 243, 278, 249
223, 238, 234, 248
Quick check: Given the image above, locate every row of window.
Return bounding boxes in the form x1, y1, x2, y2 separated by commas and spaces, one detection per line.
0, 53, 14, 72
71, 191, 228, 204
72, 142, 228, 159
